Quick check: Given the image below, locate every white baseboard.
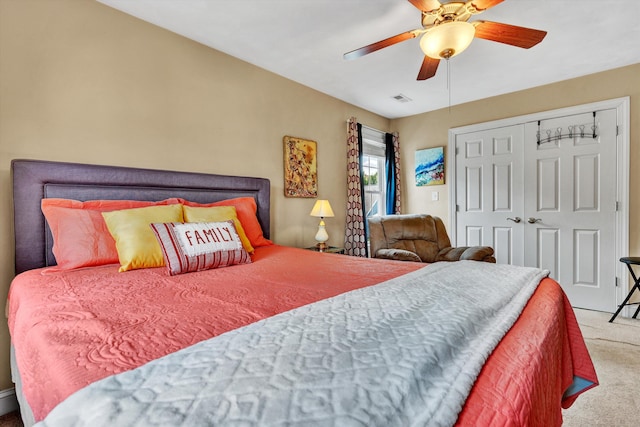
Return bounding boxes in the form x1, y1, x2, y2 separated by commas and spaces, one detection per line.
0, 388, 18, 416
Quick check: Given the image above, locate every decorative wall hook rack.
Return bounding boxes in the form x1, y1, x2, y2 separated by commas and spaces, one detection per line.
536, 111, 598, 145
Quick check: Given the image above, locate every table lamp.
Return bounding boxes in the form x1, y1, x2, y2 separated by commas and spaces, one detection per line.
310, 199, 334, 251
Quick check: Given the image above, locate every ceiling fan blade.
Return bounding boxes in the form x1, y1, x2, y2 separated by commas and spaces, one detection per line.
408, 0, 442, 12
344, 31, 418, 60
470, 0, 504, 11
417, 56, 440, 80
474, 21, 547, 49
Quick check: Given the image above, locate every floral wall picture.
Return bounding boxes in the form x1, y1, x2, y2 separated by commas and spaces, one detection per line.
415, 146, 445, 186
284, 136, 318, 198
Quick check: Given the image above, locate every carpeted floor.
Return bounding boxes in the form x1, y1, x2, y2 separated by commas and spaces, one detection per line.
0, 410, 22, 427
0, 309, 637, 426
562, 308, 640, 427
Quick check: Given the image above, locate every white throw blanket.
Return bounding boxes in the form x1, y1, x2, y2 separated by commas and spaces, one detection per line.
37, 261, 548, 427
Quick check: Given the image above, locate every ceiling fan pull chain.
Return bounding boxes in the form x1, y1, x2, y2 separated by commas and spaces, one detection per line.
447, 58, 451, 112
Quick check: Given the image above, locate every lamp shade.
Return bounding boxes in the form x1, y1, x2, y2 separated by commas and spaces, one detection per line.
420, 21, 475, 59
310, 200, 334, 218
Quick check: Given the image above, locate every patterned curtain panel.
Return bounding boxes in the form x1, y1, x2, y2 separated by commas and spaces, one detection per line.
385, 132, 402, 215
344, 118, 368, 257
392, 132, 402, 214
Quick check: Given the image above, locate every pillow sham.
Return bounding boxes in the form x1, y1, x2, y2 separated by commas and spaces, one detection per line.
178, 197, 272, 248
41, 198, 179, 271
102, 204, 184, 272
150, 221, 251, 276
41, 205, 120, 270
182, 205, 254, 253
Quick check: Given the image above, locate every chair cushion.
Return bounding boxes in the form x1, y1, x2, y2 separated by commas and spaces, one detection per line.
376, 214, 442, 262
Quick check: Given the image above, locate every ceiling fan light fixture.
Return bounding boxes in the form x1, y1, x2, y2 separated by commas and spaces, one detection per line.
420, 21, 476, 59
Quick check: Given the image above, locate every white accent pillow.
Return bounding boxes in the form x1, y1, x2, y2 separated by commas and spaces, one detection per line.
150, 221, 251, 275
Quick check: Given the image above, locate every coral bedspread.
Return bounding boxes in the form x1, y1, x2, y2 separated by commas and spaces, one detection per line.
7, 245, 596, 425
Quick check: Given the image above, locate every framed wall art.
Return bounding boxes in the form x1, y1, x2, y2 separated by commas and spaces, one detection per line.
415, 146, 445, 186
283, 136, 318, 198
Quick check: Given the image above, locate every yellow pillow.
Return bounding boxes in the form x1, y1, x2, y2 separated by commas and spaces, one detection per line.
102, 204, 184, 272
182, 205, 254, 253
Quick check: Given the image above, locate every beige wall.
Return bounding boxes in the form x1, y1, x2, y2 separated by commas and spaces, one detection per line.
394, 64, 639, 240
0, 0, 638, 396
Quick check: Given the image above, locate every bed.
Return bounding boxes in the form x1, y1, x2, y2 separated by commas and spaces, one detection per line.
7, 159, 598, 426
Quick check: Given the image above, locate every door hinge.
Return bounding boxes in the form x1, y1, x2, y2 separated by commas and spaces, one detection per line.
615, 276, 619, 287
616, 201, 620, 211
456, 204, 460, 212
616, 125, 619, 136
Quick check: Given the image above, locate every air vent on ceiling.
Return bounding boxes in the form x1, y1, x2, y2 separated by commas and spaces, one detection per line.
392, 94, 412, 103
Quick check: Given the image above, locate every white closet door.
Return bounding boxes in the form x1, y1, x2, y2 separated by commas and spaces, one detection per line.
455, 125, 525, 266
523, 109, 618, 312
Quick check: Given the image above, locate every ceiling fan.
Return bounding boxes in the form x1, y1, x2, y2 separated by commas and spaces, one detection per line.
344, 0, 547, 80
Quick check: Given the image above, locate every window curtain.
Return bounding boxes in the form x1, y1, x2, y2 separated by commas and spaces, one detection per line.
385, 132, 402, 215
344, 118, 368, 257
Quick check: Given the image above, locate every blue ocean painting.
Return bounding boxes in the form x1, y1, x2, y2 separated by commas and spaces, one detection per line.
415, 147, 444, 186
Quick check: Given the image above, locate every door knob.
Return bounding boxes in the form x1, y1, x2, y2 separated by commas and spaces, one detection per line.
527, 217, 542, 224
507, 217, 522, 223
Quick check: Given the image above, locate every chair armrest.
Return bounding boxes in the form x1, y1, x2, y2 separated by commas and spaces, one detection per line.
460, 246, 496, 263
375, 248, 423, 262
436, 246, 496, 263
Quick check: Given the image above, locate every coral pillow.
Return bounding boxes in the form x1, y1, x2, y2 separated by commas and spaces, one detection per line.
150, 221, 251, 276
182, 205, 254, 253
102, 204, 184, 272
178, 197, 272, 248
41, 198, 178, 271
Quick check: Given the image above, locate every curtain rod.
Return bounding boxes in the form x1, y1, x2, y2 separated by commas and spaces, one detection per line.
346, 119, 386, 135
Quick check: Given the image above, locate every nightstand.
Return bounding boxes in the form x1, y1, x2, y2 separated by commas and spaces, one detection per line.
304, 245, 345, 254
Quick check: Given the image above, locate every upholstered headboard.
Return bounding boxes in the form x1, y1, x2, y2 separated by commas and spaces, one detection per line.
11, 159, 271, 274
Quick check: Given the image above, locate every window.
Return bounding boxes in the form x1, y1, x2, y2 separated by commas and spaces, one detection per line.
361, 127, 386, 219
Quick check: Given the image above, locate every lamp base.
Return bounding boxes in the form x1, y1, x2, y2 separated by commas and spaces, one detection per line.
315, 242, 328, 252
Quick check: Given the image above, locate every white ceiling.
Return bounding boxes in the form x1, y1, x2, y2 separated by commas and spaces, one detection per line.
97, 0, 640, 119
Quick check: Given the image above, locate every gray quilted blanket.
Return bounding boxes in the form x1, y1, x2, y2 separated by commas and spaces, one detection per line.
37, 261, 547, 427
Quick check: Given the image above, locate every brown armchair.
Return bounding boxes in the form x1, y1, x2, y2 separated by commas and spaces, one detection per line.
368, 214, 496, 263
